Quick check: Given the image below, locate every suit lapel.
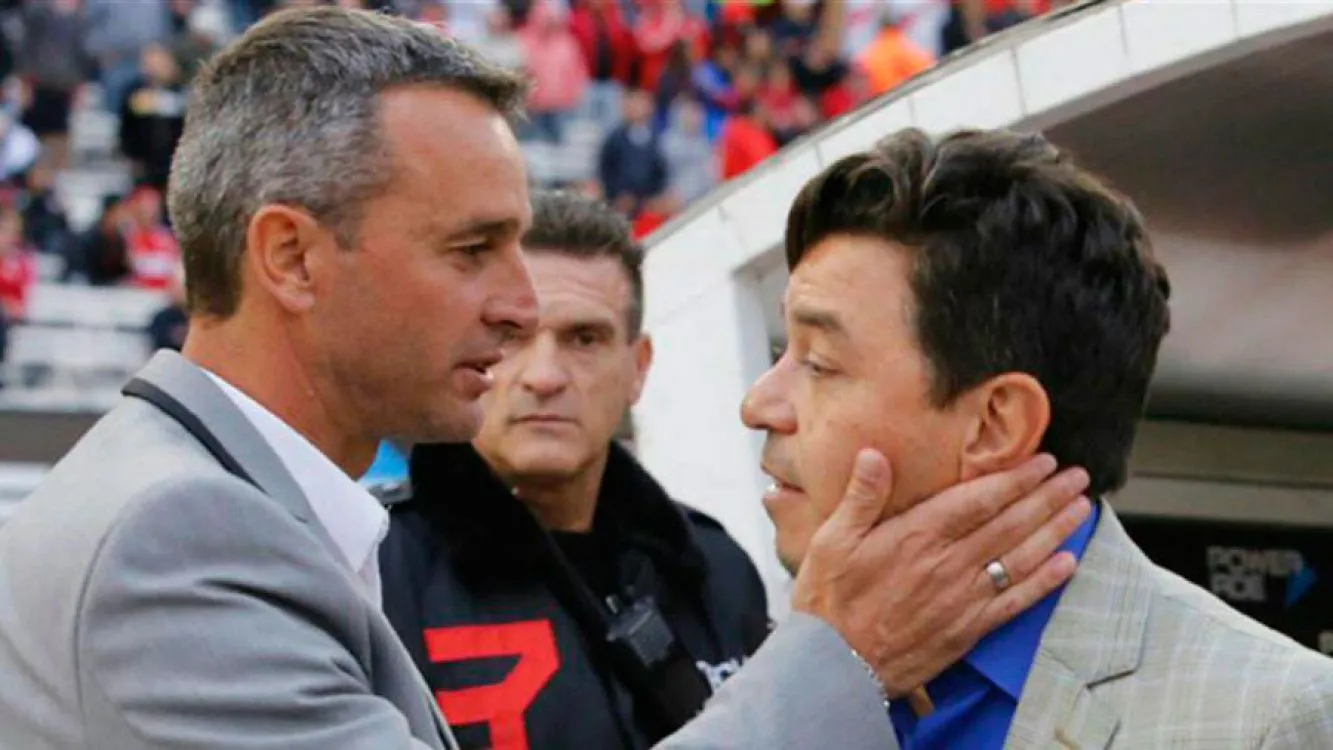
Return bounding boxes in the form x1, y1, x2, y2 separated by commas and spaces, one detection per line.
1005, 505, 1154, 750
128, 352, 459, 748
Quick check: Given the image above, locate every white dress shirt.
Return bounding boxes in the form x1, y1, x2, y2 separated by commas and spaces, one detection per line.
203, 370, 390, 607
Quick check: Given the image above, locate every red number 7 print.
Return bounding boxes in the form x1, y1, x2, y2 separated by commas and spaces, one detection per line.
424, 620, 560, 750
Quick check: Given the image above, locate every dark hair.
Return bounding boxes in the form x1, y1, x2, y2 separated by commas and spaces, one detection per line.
523, 190, 645, 339
785, 127, 1171, 497
169, 6, 529, 318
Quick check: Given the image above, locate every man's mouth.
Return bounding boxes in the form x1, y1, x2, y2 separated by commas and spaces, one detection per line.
761, 465, 805, 499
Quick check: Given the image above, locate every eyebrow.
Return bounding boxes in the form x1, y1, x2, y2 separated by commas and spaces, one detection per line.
441, 217, 524, 241
789, 305, 849, 338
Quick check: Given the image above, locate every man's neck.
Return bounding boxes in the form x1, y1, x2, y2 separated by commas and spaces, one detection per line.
509, 450, 610, 534
182, 319, 378, 478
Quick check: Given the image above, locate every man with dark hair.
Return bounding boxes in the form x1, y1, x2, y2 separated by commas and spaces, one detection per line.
743, 127, 1333, 749
378, 190, 771, 749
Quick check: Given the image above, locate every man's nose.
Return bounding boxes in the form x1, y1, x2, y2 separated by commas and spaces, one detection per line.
517, 335, 570, 398
485, 249, 539, 339
741, 360, 795, 434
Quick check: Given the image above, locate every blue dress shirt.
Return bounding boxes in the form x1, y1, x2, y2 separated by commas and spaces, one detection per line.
889, 503, 1101, 750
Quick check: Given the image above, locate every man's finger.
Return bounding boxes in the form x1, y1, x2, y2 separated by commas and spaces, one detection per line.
970, 496, 1092, 599
922, 453, 1061, 542
977, 551, 1078, 632
818, 448, 893, 540
965, 467, 1089, 563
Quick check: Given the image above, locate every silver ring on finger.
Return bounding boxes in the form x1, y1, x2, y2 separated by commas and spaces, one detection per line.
984, 559, 1012, 593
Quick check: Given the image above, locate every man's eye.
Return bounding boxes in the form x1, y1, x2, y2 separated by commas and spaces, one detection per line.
800, 358, 834, 377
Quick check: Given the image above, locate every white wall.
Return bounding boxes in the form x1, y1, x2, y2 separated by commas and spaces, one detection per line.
633, 0, 1333, 615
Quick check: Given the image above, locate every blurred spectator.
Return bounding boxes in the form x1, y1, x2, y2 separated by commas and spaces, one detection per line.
519, 0, 588, 145
790, 37, 848, 100
147, 265, 187, 351
942, 0, 1046, 55
569, 0, 636, 132
773, 93, 818, 146
857, 12, 935, 97
653, 39, 694, 132
818, 59, 873, 120
770, 0, 819, 58
118, 43, 186, 192
73, 194, 130, 286
0, 207, 35, 322
17, 0, 94, 174
18, 163, 73, 261
692, 35, 740, 140
633, 0, 706, 93
168, 0, 229, 83
470, 4, 524, 71
597, 87, 667, 218
83, 0, 172, 114
758, 62, 800, 137
121, 186, 179, 291
717, 98, 776, 180
660, 97, 715, 205
0, 110, 39, 182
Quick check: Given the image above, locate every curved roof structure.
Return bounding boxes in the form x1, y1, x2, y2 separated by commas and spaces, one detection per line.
643, 0, 1333, 429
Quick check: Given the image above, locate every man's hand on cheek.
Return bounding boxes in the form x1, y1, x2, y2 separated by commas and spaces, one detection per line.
790, 449, 1092, 698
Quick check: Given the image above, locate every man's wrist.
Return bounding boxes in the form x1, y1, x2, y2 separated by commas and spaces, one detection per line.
848, 647, 890, 711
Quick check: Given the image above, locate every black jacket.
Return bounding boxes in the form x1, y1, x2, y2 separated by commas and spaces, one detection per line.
378, 442, 770, 750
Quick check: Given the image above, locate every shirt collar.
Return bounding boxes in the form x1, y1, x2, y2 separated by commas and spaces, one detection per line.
201, 370, 389, 599
962, 501, 1102, 700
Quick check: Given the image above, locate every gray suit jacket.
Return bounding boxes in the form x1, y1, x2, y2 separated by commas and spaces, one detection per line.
0, 351, 901, 750
1007, 505, 1333, 749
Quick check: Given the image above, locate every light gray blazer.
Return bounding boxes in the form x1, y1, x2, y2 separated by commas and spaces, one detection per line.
1007, 505, 1333, 749
0, 350, 900, 750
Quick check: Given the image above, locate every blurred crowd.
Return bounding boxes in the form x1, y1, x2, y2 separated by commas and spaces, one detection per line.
0, 0, 1066, 367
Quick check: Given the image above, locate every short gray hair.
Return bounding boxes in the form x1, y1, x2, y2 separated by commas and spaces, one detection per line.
168, 7, 529, 317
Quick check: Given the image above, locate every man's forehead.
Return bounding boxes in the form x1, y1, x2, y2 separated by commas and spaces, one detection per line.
528, 253, 632, 325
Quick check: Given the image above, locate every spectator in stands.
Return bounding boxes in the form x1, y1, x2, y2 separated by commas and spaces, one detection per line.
118, 43, 187, 193
569, 0, 637, 133
0, 110, 39, 183
0, 207, 35, 322
597, 88, 667, 218
168, 0, 229, 83
653, 40, 695, 132
758, 62, 801, 140
661, 97, 716, 206
83, 0, 172, 116
717, 98, 776, 181
121, 185, 180, 291
71, 193, 130, 285
633, 0, 706, 93
518, 0, 588, 145
470, 5, 525, 72
147, 265, 187, 351
18, 163, 73, 262
769, 0, 819, 58
790, 36, 848, 102
692, 36, 741, 140
16, 0, 94, 175
773, 93, 819, 147
942, 0, 1046, 55
858, 11, 935, 97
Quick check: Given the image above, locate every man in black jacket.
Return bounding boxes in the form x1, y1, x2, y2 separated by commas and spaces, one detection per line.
377, 190, 770, 750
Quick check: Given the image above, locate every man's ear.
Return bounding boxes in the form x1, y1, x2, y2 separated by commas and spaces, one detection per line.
244, 204, 331, 315
627, 332, 653, 406
957, 372, 1050, 481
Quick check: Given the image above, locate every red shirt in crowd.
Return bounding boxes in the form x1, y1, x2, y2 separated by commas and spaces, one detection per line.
126, 226, 181, 291
0, 246, 36, 320
718, 114, 778, 180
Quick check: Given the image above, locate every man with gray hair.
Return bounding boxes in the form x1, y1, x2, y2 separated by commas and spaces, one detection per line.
0, 7, 1088, 750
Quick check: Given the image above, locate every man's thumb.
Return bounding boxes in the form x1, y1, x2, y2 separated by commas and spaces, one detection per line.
826, 448, 893, 537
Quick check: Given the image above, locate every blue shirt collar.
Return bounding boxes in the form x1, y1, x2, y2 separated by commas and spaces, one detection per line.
961, 501, 1101, 700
